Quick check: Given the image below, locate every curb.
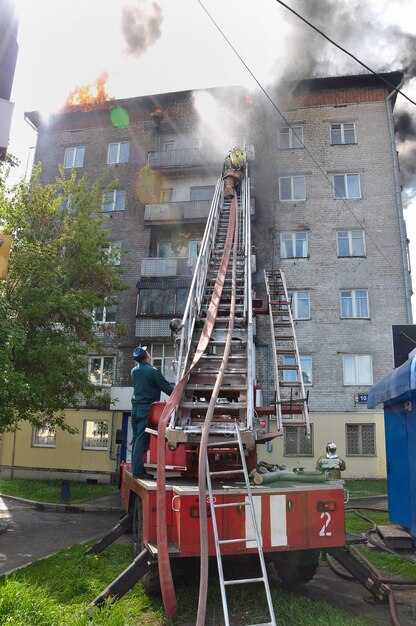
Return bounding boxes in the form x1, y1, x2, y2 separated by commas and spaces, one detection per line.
0, 493, 123, 515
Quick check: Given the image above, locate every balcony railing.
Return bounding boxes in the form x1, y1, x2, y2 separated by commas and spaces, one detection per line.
144, 200, 211, 222
148, 147, 219, 168
141, 257, 195, 277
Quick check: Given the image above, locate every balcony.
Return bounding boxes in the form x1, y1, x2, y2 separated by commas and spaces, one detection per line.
140, 257, 194, 277
148, 147, 219, 169
144, 200, 211, 223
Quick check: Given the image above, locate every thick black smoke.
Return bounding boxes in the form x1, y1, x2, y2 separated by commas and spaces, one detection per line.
122, 0, 163, 58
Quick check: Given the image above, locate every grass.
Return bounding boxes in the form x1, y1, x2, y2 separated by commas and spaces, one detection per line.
0, 543, 378, 626
0, 478, 118, 503
344, 479, 387, 497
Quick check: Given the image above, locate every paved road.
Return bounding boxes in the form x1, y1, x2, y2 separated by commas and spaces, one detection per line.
0, 495, 121, 574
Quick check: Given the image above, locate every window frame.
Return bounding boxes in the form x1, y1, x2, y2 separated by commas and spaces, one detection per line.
83, 419, 109, 450
136, 286, 188, 317
148, 343, 176, 385
102, 189, 126, 212
107, 141, 130, 164
278, 126, 304, 149
88, 356, 115, 386
343, 354, 373, 386
283, 355, 313, 386
337, 230, 365, 257
190, 185, 215, 201
279, 175, 306, 201
280, 231, 308, 259
287, 290, 311, 320
107, 242, 122, 266
284, 424, 314, 457
330, 122, 356, 145
340, 289, 369, 319
31, 423, 56, 448
63, 146, 85, 169
333, 174, 361, 199
346, 423, 376, 456
93, 298, 117, 324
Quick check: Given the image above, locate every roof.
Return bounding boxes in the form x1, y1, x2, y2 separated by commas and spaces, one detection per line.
367, 355, 416, 408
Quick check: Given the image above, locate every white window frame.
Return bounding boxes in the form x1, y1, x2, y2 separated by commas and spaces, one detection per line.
278, 126, 304, 149
63, 146, 85, 168
32, 424, 56, 448
279, 175, 306, 201
148, 344, 175, 386
83, 420, 109, 450
343, 355, 373, 386
107, 142, 130, 164
157, 242, 172, 258
346, 423, 376, 456
287, 290, 311, 320
284, 424, 314, 456
337, 230, 365, 257
88, 356, 115, 386
283, 355, 313, 386
340, 289, 369, 319
330, 122, 356, 145
93, 298, 117, 324
102, 189, 126, 212
164, 141, 175, 151
161, 187, 173, 203
190, 185, 215, 201
188, 240, 201, 263
333, 174, 361, 199
107, 242, 122, 266
280, 231, 308, 259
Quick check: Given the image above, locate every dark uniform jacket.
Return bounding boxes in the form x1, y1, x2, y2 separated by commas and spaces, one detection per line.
131, 362, 173, 418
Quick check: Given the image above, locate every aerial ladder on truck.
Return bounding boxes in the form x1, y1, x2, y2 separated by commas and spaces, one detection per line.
86, 156, 390, 625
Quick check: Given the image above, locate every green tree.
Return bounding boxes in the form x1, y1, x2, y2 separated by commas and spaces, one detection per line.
0, 162, 127, 433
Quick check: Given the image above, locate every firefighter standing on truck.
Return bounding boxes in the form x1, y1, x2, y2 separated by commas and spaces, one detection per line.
316, 442, 346, 479
131, 346, 173, 478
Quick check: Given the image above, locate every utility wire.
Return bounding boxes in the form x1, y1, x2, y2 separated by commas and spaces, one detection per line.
275, 0, 416, 107
197, 0, 403, 278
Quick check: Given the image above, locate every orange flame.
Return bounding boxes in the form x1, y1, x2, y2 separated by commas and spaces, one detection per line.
64, 72, 113, 111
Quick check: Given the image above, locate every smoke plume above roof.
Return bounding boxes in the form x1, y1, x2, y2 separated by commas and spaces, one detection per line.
122, 0, 163, 58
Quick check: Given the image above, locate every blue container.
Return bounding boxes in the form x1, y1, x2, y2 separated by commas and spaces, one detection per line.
368, 355, 416, 544
60, 479, 71, 503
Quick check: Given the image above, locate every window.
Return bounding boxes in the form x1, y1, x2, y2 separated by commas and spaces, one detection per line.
340, 290, 369, 318
164, 141, 175, 150
83, 420, 109, 450
158, 242, 172, 258
279, 176, 306, 201
190, 186, 215, 201
63, 146, 85, 168
343, 355, 373, 385
88, 356, 114, 386
161, 187, 173, 203
278, 126, 304, 149
102, 189, 126, 212
93, 299, 117, 324
107, 242, 122, 265
107, 142, 130, 164
287, 290, 310, 319
149, 344, 176, 384
346, 423, 375, 456
284, 424, 313, 456
283, 355, 312, 385
137, 286, 188, 316
331, 122, 356, 145
333, 174, 361, 199
32, 423, 56, 448
281, 231, 308, 258
188, 241, 201, 264
337, 230, 365, 257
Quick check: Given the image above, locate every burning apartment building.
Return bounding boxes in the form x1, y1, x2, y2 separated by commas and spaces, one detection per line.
0, 70, 411, 482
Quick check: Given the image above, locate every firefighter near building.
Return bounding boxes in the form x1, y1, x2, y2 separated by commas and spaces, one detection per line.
86, 155, 389, 625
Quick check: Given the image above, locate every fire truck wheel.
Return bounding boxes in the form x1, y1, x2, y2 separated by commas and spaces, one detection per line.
132, 496, 144, 557
269, 549, 320, 585
141, 564, 161, 596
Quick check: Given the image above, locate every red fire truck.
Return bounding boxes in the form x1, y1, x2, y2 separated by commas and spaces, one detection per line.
86, 164, 388, 625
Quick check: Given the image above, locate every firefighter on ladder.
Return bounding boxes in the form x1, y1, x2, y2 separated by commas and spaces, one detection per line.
316, 442, 346, 479
222, 146, 246, 199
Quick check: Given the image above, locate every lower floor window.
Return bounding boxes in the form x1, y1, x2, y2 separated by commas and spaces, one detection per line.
32, 424, 56, 447
346, 423, 375, 455
83, 420, 109, 450
88, 356, 115, 386
149, 343, 176, 384
284, 424, 313, 456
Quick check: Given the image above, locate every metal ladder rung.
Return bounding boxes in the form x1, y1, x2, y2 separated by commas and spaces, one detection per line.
214, 500, 249, 509
206, 440, 238, 447
224, 576, 266, 586
209, 468, 244, 476
218, 537, 256, 545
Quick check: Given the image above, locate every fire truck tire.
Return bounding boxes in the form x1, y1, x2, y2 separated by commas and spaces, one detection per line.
269, 549, 320, 585
132, 496, 144, 557
141, 564, 162, 596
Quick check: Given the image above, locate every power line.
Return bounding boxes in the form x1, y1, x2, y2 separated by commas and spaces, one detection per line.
197, 0, 403, 278
274, 0, 416, 107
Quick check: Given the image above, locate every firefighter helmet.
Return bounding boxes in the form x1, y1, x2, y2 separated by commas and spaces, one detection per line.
326, 442, 337, 455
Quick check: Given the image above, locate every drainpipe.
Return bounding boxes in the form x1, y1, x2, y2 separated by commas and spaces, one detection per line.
386, 83, 413, 323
